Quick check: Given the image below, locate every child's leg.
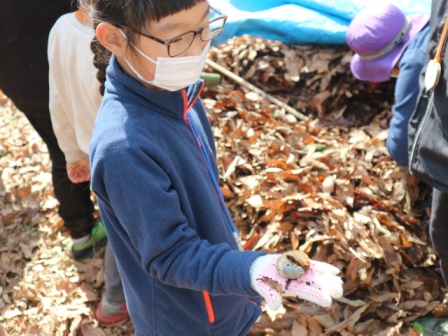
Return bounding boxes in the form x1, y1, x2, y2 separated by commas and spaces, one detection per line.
26, 110, 95, 234
96, 243, 129, 324
17, 104, 106, 259
104, 242, 125, 304
429, 188, 448, 286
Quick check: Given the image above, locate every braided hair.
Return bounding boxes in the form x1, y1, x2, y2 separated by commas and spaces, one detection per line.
90, 35, 110, 96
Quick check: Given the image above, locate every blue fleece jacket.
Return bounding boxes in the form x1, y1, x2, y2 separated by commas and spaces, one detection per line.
90, 56, 265, 336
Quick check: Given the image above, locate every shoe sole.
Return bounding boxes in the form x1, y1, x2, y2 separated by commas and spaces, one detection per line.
95, 304, 130, 324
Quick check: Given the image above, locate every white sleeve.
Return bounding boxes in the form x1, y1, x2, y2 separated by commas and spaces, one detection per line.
48, 17, 86, 163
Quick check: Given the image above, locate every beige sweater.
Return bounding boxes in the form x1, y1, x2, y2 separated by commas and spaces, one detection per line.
48, 12, 102, 163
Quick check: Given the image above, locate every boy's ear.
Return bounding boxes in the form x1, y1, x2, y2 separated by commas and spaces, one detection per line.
96, 22, 127, 56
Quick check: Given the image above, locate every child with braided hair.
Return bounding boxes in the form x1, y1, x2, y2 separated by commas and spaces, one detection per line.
0, 0, 107, 264
84, 0, 343, 333
47, 5, 128, 324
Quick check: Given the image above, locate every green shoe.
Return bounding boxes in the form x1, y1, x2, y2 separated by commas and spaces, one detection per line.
413, 317, 448, 336
71, 220, 108, 261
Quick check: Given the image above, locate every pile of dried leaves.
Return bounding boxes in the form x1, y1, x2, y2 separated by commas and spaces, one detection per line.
0, 35, 445, 336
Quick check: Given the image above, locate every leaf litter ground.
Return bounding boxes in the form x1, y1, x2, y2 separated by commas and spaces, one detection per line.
0, 36, 445, 336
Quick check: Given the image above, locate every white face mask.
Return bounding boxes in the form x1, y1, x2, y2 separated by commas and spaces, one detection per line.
119, 29, 210, 91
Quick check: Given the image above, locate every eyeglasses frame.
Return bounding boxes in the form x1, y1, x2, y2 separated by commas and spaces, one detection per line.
122, 5, 227, 57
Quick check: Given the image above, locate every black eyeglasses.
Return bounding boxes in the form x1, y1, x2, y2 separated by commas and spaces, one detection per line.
123, 6, 227, 57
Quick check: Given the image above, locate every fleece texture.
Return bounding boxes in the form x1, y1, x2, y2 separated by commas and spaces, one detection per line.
90, 56, 264, 336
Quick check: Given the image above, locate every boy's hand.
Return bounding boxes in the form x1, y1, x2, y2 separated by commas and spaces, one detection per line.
250, 252, 343, 311
67, 157, 91, 183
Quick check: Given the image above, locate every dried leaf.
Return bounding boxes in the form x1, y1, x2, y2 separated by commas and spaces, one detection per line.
291, 319, 307, 336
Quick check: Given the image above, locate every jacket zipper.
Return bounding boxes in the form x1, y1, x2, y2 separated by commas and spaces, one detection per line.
182, 84, 216, 324
182, 82, 204, 119
409, 91, 435, 173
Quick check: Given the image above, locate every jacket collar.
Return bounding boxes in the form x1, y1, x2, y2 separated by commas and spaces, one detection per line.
105, 55, 204, 120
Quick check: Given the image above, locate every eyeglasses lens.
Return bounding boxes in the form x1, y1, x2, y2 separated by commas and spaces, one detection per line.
201, 18, 225, 40
169, 18, 225, 56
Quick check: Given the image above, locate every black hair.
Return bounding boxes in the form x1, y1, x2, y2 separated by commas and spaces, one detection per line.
80, 0, 205, 95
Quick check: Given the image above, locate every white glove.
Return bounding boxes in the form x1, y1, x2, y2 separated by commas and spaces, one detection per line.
250, 251, 343, 311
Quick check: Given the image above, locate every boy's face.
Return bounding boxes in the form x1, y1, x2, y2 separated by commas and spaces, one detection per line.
123, 1, 210, 83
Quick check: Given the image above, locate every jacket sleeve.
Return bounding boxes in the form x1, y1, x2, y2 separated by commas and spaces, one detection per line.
91, 142, 264, 298
388, 31, 428, 167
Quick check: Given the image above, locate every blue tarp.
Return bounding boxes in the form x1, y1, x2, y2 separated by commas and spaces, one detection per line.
209, 0, 431, 45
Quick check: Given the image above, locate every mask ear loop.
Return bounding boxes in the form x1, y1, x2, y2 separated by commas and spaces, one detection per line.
118, 29, 157, 84
119, 29, 157, 64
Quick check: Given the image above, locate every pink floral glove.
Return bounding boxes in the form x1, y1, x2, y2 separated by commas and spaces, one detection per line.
250, 252, 343, 311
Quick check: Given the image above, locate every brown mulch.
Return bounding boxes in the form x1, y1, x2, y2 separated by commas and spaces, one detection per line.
0, 35, 444, 336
